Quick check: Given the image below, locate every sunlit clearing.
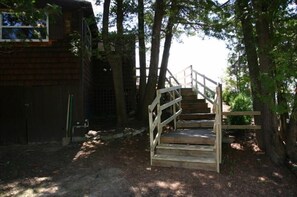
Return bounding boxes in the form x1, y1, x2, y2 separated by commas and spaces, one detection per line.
289, 160, 297, 168
25, 185, 59, 196
3, 177, 58, 197
273, 172, 283, 179
208, 175, 214, 179
82, 140, 105, 148
131, 181, 187, 196
72, 140, 105, 161
33, 176, 52, 183
230, 143, 244, 150
192, 172, 206, 178
258, 176, 267, 182
155, 181, 181, 190
192, 172, 215, 179
72, 149, 95, 161
251, 143, 261, 152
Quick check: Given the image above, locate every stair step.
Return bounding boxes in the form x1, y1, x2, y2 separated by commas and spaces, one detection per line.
179, 113, 215, 120
181, 102, 208, 109
182, 108, 211, 113
152, 154, 216, 171
160, 129, 215, 145
181, 88, 196, 96
177, 120, 214, 128
181, 95, 205, 102
156, 144, 215, 157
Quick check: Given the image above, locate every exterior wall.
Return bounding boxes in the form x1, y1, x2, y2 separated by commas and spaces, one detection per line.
0, 85, 81, 143
0, 45, 85, 144
0, 0, 98, 144
0, 45, 81, 86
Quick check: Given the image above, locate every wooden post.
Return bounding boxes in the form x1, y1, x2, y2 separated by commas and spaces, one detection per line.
157, 90, 161, 145
190, 65, 193, 88
195, 72, 198, 96
173, 88, 177, 130
203, 75, 206, 97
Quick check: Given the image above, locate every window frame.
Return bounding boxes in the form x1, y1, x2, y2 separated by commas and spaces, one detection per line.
0, 12, 49, 42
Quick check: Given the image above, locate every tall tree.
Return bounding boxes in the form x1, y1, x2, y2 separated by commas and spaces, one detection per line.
137, 0, 147, 118
140, 0, 165, 119
102, 0, 128, 126
158, 0, 179, 89
252, 0, 286, 163
235, 0, 264, 148
286, 85, 297, 162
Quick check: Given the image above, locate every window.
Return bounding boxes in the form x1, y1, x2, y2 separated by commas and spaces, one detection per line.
0, 12, 49, 42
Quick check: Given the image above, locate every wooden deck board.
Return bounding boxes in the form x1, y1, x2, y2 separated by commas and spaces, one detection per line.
160, 129, 216, 145
163, 129, 215, 138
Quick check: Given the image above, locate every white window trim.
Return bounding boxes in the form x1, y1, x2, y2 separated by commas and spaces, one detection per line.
0, 12, 49, 42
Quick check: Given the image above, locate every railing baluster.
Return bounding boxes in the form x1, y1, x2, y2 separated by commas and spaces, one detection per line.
148, 86, 182, 166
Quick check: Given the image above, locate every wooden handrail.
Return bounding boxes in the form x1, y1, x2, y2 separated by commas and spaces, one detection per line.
148, 85, 182, 165
136, 67, 180, 87
222, 111, 261, 116
174, 65, 218, 105
222, 111, 261, 130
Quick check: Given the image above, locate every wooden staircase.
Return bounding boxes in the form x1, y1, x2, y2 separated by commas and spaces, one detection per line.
151, 88, 218, 172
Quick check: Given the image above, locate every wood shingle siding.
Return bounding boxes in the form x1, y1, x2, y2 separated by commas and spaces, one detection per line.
0, 45, 81, 86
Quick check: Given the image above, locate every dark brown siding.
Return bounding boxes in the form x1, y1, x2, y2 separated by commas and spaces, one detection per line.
0, 85, 82, 143
0, 45, 85, 144
0, 45, 81, 86
0, 0, 98, 144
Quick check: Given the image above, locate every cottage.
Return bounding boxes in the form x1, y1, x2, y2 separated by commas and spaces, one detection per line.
0, 0, 99, 144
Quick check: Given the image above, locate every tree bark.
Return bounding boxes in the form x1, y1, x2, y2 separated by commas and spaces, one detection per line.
137, 0, 147, 119
102, 0, 127, 126
285, 85, 297, 162
158, 0, 178, 89
236, 0, 264, 149
140, 0, 164, 119
252, 0, 285, 164
277, 84, 290, 141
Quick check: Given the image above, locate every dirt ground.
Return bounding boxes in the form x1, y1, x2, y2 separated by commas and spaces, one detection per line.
0, 126, 297, 197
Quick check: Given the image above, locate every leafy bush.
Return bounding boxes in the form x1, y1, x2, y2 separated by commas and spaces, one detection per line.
222, 89, 238, 106
228, 93, 252, 125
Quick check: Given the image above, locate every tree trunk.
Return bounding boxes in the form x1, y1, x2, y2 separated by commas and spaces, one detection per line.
137, 0, 147, 119
140, 0, 164, 119
252, 0, 285, 164
236, 0, 264, 149
285, 85, 297, 162
277, 84, 290, 141
158, 0, 178, 89
102, 0, 127, 126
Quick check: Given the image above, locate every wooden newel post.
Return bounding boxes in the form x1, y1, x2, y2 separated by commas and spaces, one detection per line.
190, 65, 193, 88
203, 75, 206, 96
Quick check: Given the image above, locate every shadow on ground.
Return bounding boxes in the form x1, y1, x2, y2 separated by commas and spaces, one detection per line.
0, 129, 297, 197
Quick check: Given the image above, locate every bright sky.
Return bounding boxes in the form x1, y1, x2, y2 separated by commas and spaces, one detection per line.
168, 36, 229, 82
88, 0, 230, 83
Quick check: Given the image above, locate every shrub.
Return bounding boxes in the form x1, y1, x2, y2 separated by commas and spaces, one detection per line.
223, 89, 238, 106
228, 93, 252, 125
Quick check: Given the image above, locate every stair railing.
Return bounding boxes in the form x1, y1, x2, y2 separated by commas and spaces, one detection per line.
213, 84, 222, 173
148, 85, 182, 165
175, 65, 218, 105
136, 67, 180, 88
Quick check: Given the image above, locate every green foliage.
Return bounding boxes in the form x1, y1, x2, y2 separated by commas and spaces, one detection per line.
228, 93, 252, 125
69, 31, 81, 57
222, 89, 237, 106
